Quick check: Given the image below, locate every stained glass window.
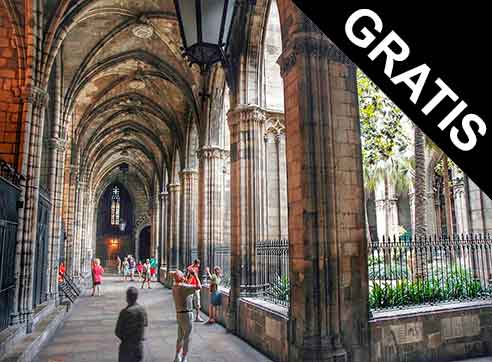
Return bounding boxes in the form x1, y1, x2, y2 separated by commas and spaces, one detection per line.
111, 186, 120, 225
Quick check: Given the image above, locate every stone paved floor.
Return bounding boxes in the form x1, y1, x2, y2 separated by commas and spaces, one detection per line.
35, 276, 272, 362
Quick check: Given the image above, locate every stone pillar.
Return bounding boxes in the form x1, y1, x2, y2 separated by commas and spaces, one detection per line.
179, 169, 198, 269
64, 164, 78, 275
276, 15, 368, 361
12, 87, 49, 327
374, 180, 399, 240
166, 183, 180, 271
46, 137, 66, 302
453, 181, 469, 235
73, 177, 87, 278
197, 146, 228, 279
227, 106, 268, 331
160, 191, 168, 268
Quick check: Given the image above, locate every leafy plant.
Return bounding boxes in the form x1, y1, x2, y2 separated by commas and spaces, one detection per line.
266, 274, 290, 303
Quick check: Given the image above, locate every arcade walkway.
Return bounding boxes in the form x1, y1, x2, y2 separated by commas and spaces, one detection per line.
35, 276, 271, 362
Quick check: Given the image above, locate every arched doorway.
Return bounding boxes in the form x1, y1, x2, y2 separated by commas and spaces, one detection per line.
138, 226, 151, 261
95, 182, 134, 267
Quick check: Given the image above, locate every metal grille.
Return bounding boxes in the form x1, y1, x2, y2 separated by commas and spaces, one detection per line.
256, 239, 289, 307
369, 234, 492, 310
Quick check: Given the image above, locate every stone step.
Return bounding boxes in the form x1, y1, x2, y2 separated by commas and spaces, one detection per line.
452, 358, 492, 362
0, 304, 70, 362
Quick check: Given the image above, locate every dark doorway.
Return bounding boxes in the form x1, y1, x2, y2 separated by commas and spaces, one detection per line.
138, 226, 151, 261
96, 182, 134, 268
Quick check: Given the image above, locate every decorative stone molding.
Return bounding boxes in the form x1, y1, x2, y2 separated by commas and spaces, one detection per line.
159, 191, 168, 201
227, 105, 267, 128
196, 146, 229, 160
278, 32, 351, 77
167, 183, 180, 192
19, 86, 49, 106
264, 113, 285, 141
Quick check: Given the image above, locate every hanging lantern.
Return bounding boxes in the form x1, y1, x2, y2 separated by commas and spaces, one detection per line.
174, 0, 237, 72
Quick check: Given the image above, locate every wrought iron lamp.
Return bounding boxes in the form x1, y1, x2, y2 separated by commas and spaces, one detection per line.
173, 0, 237, 73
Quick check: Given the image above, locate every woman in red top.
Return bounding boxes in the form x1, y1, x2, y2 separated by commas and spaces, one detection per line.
58, 262, 65, 283
186, 259, 203, 321
92, 258, 105, 296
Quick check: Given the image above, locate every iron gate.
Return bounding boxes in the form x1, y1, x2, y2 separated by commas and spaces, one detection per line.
33, 191, 50, 307
0, 174, 21, 332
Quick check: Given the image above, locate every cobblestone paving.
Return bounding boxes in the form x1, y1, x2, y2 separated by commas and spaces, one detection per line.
35, 276, 272, 362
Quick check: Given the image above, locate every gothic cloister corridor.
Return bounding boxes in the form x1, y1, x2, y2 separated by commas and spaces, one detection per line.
2, 0, 492, 361
34, 276, 271, 362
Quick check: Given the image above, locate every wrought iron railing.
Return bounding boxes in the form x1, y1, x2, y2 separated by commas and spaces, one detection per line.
256, 239, 289, 307
0, 159, 25, 187
368, 234, 492, 310
214, 245, 230, 283
0, 220, 17, 331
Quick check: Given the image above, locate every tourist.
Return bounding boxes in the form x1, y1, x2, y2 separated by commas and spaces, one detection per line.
122, 257, 130, 281
149, 256, 157, 281
136, 261, 143, 280
186, 259, 203, 322
116, 255, 122, 275
129, 256, 136, 281
204, 266, 222, 324
141, 259, 152, 289
172, 269, 202, 362
92, 258, 105, 296
115, 286, 148, 362
58, 261, 65, 284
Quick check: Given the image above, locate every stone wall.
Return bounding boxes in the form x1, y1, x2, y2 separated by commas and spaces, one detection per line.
370, 302, 492, 362
200, 287, 289, 362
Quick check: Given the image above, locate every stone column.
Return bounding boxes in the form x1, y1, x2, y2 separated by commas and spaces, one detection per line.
46, 137, 66, 302
198, 146, 228, 279
276, 16, 368, 361
160, 191, 168, 268
166, 183, 181, 271
73, 177, 87, 278
227, 106, 268, 331
179, 169, 198, 269
12, 87, 49, 327
63, 164, 78, 275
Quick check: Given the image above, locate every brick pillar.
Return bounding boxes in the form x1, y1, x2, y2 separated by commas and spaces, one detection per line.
197, 146, 227, 280
160, 191, 168, 269
167, 183, 180, 271
277, 21, 369, 362
227, 106, 268, 332
12, 87, 49, 327
46, 137, 66, 301
179, 169, 198, 269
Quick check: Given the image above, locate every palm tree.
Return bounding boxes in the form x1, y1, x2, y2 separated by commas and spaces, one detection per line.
414, 127, 426, 238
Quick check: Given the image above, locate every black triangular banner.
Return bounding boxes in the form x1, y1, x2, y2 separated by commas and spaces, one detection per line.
293, 2, 491, 199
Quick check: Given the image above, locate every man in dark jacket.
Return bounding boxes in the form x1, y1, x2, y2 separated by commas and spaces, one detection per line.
115, 287, 148, 362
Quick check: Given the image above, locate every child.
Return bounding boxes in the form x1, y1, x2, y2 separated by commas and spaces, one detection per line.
204, 266, 222, 324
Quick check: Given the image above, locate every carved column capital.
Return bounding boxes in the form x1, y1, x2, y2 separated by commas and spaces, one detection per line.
167, 183, 180, 192
278, 32, 351, 77
197, 146, 229, 160
227, 105, 267, 129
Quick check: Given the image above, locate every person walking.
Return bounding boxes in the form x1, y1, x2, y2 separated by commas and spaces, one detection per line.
186, 259, 203, 322
115, 286, 148, 362
172, 270, 201, 362
122, 257, 130, 281
204, 266, 222, 324
136, 261, 143, 280
92, 258, 105, 296
129, 256, 136, 281
141, 259, 151, 289
149, 256, 157, 281
116, 255, 122, 275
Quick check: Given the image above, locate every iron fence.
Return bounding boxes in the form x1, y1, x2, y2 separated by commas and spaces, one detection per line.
368, 234, 492, 310
0, 220, 17, 331
256, 239, 289, 307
